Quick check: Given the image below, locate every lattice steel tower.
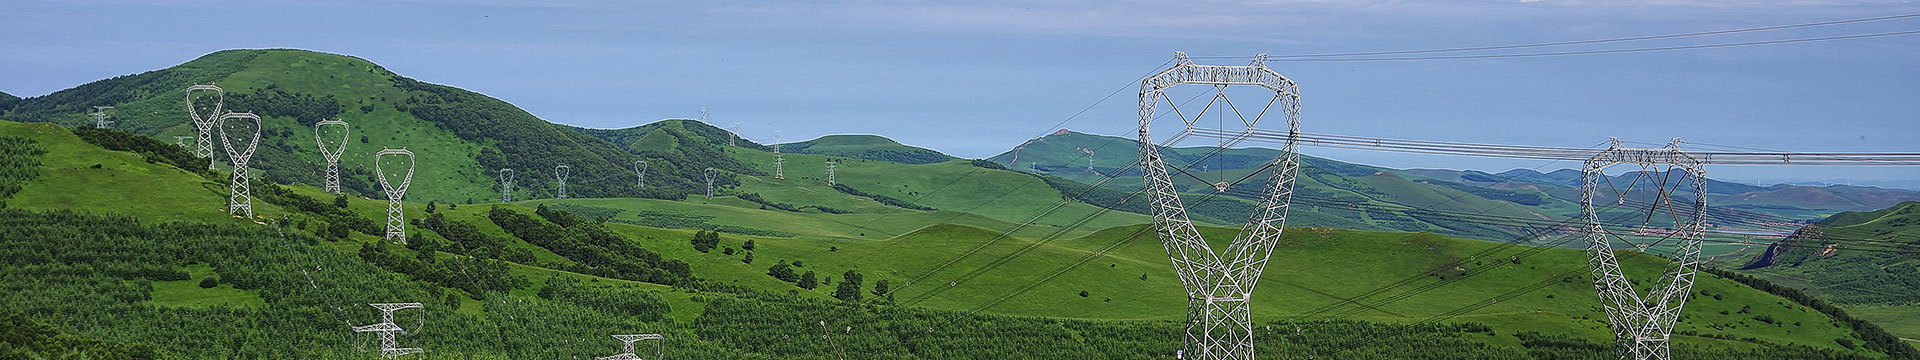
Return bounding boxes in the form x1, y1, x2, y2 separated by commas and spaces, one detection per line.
1580, 139, 1705, 360
635, 160, 649, 189
555, 165, 571, 199
219, 112, 263, 218
772, 132, 784, 180
352, 302, 425, 358
704, 167, 717, 198
89, 106, 114, 129
186, 84, 225, 170
375, 149, 416, 244
499, 168, 515, 202
826, 161, 837, 186
1137, 53, 1301, 360
315, 119, 351, 194
594, 334, 663, 360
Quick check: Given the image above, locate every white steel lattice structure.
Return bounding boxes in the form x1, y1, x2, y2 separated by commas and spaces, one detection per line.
186, 84, 224, 170
89, 106, 114, 129
635, 160, 649, 189
499, 168, 515, 202
594, 334, 663, 360
730, 122, 741, 147
1137, 53, 1300, 360
703, 167, 717, 199
375, 149, 416, 244
772, 132, 784, 180
219, 113, 263, 218
352, 303, 425, 358
826, 161, 837, 186
1580, 139, 1706, 360
315, 119, 350, 194
175, 136, 191, 149
555, 165, 571, 199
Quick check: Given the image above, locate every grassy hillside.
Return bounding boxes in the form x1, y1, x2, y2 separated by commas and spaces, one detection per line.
1742, 201, 1920, 340
3, 50, 1914, 358
0, 49, 738, 204
780, 134, 955, 164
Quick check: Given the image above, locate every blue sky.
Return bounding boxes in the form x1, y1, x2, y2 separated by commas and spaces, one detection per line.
4, 0, 1918, 187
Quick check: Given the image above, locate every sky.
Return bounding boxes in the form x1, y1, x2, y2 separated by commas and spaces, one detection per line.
4, 0, 1918, 188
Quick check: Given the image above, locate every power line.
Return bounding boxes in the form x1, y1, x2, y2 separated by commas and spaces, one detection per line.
1258, 12, 1920, 59
1263, 29, 1920, 62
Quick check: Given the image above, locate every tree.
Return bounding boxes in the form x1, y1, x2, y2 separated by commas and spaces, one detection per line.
723, 247, 735, 255
198, 277, 219, 289
426, 201, 437, 213
872, 279, 890, 296
742, 239, 756, 251
334, 194, 349, 208
834, 270, 864, 302
691, 230, 718, 253
742, 252, 754, 264
768, 261, 796, 282
1078, 290, 1090, 298
798, 271, 818, 290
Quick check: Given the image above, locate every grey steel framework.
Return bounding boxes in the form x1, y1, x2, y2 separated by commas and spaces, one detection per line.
174, 136, 191, 148
703, 167, 717, 198
89, 106, 114, 129
1136, 52, 1300, 360
219, 113, 263, 218
635, 160, 649, 189
375, 149, 416, 244
772, 133, 784, 180
1580, 140, 1705, 360
186, 84, 225, 169
730, 122, 742, 147
594, 334, 663, 360
351, 302, 425, 358
826, 161, 837, 186
499, 168, 515, 202
315, 119, 351, 194
555, 165, 571, 199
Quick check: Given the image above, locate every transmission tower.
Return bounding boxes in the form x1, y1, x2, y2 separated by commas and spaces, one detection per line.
555, 165, 571, 199
375, 149, 416, 244
772, 132, 784, 180
820, 320, 848, 360
351, 302, 425, 358
635, 160, 649, 189
1078, 147, 1096, 173
826, 161, 837, 186
174, 136, 191, 149
186, 83, 224, 170
218, 112, 263, 218
315, 119, 351, 194
89, 106, 114, 129
730, 123, 742, 147
594, 334, 663, 360
499, 168, 515, 202
1580, 139, 1705, 360
703, 167, 717, 198
1137, 52, 1300, 360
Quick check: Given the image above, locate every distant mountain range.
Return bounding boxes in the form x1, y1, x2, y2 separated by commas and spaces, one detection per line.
987, 130, 1920, 239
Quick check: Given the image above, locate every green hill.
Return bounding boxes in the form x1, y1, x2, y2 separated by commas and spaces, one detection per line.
0, 90, 18, 112
1741, 201, 1920, 341
0, 49, 737, 203
2, 119, 1913, 358
780, 134, 955, 164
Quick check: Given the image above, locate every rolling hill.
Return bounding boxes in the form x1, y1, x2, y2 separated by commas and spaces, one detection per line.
779, 134, 955, 165
2, 48, 1915, 358
1741, 201, 1920, 341
0, 49, 739, 204
0, 119, 1911, 358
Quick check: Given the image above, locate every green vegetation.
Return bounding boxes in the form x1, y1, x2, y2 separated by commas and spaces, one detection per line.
1741, 201, 1920, 342
2, 49, 1913, 358
781, 134, 955, 164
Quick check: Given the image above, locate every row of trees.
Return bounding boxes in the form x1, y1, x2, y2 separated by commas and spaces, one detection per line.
488, 205, 694, 286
